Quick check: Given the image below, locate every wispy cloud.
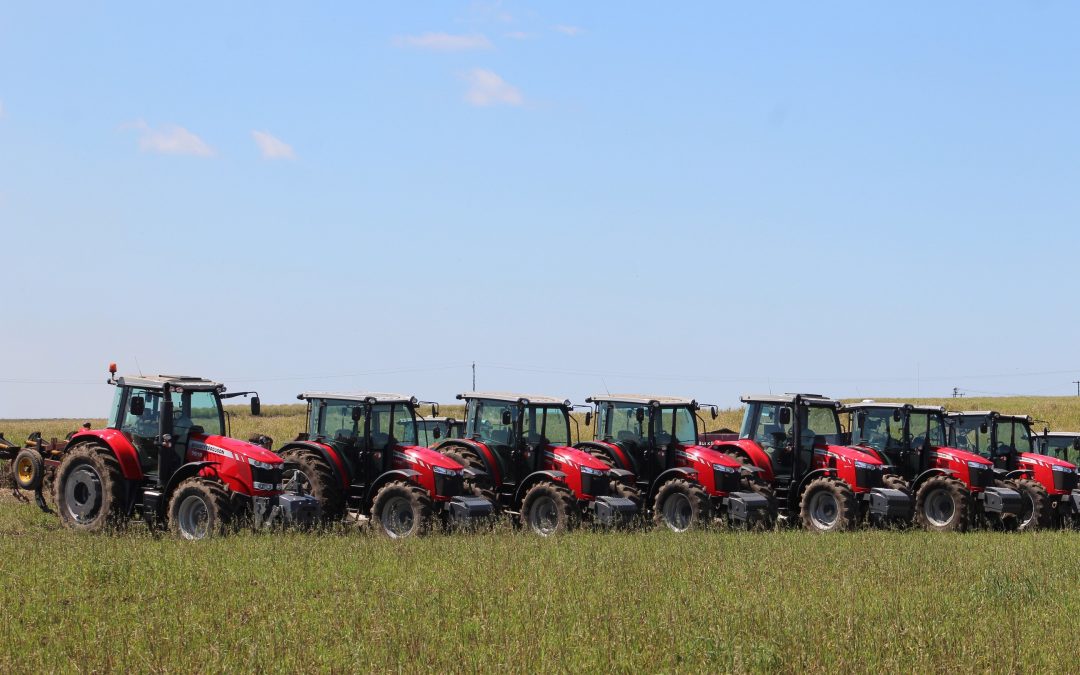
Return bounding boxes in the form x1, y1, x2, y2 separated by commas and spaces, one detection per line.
394, 32, 492, 51
504, 31, 531, 40
251, 130, 295, 160
463, 69, 524, 107
554, 25, 583, 36
127, 120, 214, 156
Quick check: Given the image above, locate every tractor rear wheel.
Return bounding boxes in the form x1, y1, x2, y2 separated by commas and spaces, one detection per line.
1011, 478, 1050, 531
13, 448, 44, 491
442, 448, 498, 504
279, 447, 345, 521
54, 444, 125, 532
915, 475, 971, 532
371, 480, 433, 538
521, 481, 577, 536
799, 477, 857, 533
168, 478, 233, 540
652, 478, 711, 532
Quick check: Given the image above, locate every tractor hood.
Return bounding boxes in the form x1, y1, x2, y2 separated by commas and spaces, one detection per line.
193, 434, 283, 466
548, 445, 611, 472
397, 444, 465, 472
820, 442, 886, 466
932, 446, 992, 467
1019, 452, 1078, 472
675, 444, 744, 468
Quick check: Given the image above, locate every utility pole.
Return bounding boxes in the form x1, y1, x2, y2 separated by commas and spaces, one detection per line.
472, 362, 476, 391
952, 387, 964, 399
1073, 380, 1080, 397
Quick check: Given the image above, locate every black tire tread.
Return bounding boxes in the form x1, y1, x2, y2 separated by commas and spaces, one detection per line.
652, 478, 711, 531
914, 475, 971, 532
371, 480, 434, 538
280, 447, 345, 520
799, 476, 858, 533
167, 477, 233, 539
54, 443, 126, 532
520, 481, 577, 535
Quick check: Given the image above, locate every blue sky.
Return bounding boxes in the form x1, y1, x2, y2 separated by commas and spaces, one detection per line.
2, 1, 1080, 418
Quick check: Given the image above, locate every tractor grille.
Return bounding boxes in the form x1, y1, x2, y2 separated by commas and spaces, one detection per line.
967, 464, 995, 489
251, 465, 283, 492
855, 466, 884, 489
713, 468, 742, 495
435, 472, 464, 498
580, 472, 609, 498
1054, 470, 1079, 493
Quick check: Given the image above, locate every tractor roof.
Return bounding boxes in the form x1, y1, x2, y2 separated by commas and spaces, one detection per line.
116, 375, 222, 391
845, 400, 946, 413
586, 394, 698, 407
417, 416, 461, 424
740, 393, 839, 407
457, 391, 571, 407
298, 392, 417, 405
946, 411, 1033, 423
1044, 431, 1080, 438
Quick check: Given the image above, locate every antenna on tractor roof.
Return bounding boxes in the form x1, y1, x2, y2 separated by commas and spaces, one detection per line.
134, 355, 144, 377
601, 376, 610, 396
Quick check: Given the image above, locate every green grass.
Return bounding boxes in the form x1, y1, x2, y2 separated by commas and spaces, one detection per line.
3, 396, 1080, 671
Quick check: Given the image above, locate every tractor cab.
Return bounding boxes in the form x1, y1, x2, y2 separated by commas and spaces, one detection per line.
300, 393, 425, 477
945, 411, 1036, 472
416, 416, 465, 447
1036, 431, 1080, 464
846, 402, 950, 475
461, 393, 575, 482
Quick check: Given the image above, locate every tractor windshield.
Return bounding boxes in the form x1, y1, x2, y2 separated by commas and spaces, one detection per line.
949, 417, 991, 457
467, 399, 519, 447
170, 389, 224, 439
853, 408, 906, 453
371, 403, 418, 448
523, 406, 570, 446
994, 419, 1034, 456
598, 402, 648, 445
908, 411, 946, 448
654, 406, 697, 446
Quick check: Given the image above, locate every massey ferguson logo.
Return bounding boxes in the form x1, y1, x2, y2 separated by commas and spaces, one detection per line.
190, 440, 233, 460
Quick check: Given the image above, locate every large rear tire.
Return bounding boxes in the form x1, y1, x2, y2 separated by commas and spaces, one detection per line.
520, 481, 577, 536
1011, 478, 1050, 531
371, 480, 433, 538
799, 477, 857, 532
54, 444, 125, 532
168, 478, 233, 540
442, 447, 498, 504
915, 475, 971, 532
280, 447, 345, 521
652, 478, 711, 532
13, 448, 44, 491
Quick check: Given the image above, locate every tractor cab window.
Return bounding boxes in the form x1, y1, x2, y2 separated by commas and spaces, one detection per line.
853, 408, 906, 453
908, 412, 945, 448
653, 407, 697, 446
800, 406, 841, 449
994, 420, 1033, 457
601, 402, 648, 445
119, 387, 165, 472
319, 401, 363, 445
950, 418, 990, 457
1043, 437, 1080, 463
746, 403, 792, 453
169, 389, 223, 440
369, 403, 418, 450
523, 406, 570, 447
469, 399, 518, 447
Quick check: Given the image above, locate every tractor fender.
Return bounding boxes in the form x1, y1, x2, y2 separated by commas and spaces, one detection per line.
911, 467, 957, 493
158, 461, 216, 519
646, 467, 700, 504
793, 468, 839, 501
574, 440, 637, 474
364, 469, 422, 509
67, 429, 144, 480
711, 440, 775, 481
278, 440, 350, 489
513, 470, 569, 508
435, 438, 504, 486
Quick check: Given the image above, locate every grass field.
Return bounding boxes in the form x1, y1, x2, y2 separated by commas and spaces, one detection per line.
1, 396, 1079, 672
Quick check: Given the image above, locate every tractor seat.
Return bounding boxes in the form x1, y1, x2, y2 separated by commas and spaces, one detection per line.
335, 429, 356, 443
616, 431, 639, 442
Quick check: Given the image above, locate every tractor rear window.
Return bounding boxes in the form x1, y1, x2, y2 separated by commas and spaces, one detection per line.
524, 406, 570, 446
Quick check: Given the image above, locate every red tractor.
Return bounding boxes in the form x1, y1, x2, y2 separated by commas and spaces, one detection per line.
433, 392, 639, 535
945, 411, 1080, 529
42, 365, 319, 539
844, 402, 1023, 531
276, 392, 493, 537
576, 395, 773, 530
706, 393, 911, 532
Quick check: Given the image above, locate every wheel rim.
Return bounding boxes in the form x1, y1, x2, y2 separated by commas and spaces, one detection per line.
176, 494, 211, 540
16, 457, 34, 485
924, 488, 956, 527
282, 466, 311, 494
662, 492, 694, 532
1018, 492, 1035, 529
808, 491, 839, 530
529, 496, 560, 536
381, 496, 416, 538
63, 463, 103, 524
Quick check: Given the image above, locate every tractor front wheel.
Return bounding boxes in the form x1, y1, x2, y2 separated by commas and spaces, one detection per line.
371, 481, 433, 538
799, 477, 857, 532
168, 478, 233, 540
521, 481, 577, 536
13, 448, 44, 491
652, 478, 710, 532
54, 444, 125, 532
1010, 478, 1050, 531
915, 475, 970, 532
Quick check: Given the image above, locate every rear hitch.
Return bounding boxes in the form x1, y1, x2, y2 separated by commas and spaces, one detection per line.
591, 496, 637, 526
867, 487, 912, 519
724, 490, 770, 522
980, 486, 1023, 515
448, 495, 494, 522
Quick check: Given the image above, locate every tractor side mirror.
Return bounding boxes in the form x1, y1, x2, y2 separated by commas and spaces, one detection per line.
710, 406, 718, 420
980, 422, 989, 434
1073, 438, 1080, 451
893, 409, 902, 423
250, 396, 261, 416
584, 411, 593, 426
433, 426, 442, 440
352, 406, 364, 422
635, 408, 645, 423
431, 403, 440, 417
501, 410, 513, 426
856, 411, 867, 427
779, 407, 792, 425
129, 396, 145, 416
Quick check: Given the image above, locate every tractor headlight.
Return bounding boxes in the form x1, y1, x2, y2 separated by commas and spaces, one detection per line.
579, 465, 605, 477
432, 465, 459, 476
967, 460, 987, 469
854, 461, 876, 470
247, 458, 277, 470
712, 463, 736, 473
1052, 464, 1075, 473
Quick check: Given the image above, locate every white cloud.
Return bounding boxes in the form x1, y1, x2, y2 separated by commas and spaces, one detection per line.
128, 120, 214, 156
251, 130, 295, 160
554, 25, 583, 36
504, 31, 531, 40
394, 32, 492, 51
463, 69, 524, 107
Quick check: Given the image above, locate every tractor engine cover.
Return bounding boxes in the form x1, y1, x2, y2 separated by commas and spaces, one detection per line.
277, 493, 321, 525
980, 486, 1023, 515
591, 496, 638, 526
449, 495, 494, 521
868, 487, 912, 518
724, 491, 770, 522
